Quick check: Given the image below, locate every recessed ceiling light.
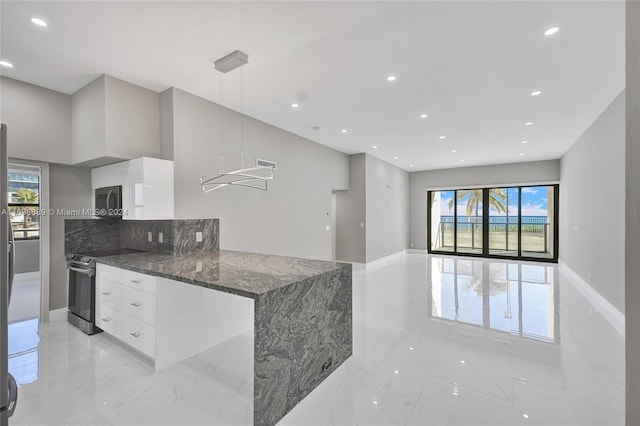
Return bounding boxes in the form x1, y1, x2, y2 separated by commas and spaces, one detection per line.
393, 156, 399, 160
520, 153, 526, 156
544, 26, 560, 36
341, 129, 347, 133
521, 140, 528, 144
451, 149, 457, 153
460, 159, 465, 162
0, 61, 14, 68
386, 75, 396, 82
530, 90, 542, 96
525, 122, 534, 126
372, 400, 379, 405
523, 414, 530, 419
439, 135, 446, 140
394, 370, 400, 374
372, 145, 378, 149
420, 114, 428, 119
409, 347, 414, 351
291, 103, 299, 108
408, 164, 413, 168
30, 17, 48, 27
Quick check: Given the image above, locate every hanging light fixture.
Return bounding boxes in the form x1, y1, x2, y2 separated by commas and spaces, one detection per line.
200, 50, 275, 193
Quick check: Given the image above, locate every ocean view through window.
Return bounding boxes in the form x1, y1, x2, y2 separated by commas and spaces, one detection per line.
428, 185, 558, 262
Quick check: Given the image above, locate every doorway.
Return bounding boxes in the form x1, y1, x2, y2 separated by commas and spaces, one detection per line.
7, 163, 42, 386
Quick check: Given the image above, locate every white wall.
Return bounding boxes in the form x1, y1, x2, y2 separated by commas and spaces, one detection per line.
626, 2, 640, 423
409, 160, 560, 249
365, 154, 409, 262
168, 88, 349, 261
560, 91, 625, 313
1, 77, 72, 164
335, 154, 366, 263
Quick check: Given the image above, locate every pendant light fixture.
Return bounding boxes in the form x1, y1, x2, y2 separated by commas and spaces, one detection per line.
200, 50, 275, 193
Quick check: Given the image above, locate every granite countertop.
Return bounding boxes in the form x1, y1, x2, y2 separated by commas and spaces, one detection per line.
94, 250, 350, 299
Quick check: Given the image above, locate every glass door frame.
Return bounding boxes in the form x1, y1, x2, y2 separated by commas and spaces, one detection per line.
427, 185, 559, 263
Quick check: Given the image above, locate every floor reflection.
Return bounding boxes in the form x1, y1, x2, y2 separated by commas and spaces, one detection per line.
8, 318, 40, 385
428, 256, 560, 343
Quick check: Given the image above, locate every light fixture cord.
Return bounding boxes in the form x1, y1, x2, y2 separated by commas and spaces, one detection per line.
240, 66, 245, 170
219, 72, 225, 174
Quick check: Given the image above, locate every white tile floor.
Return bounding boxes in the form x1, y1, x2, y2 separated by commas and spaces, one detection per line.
8, 253, 625, 425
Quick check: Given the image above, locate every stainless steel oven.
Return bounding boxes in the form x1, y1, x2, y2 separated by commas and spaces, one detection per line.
66, 254, 102, 335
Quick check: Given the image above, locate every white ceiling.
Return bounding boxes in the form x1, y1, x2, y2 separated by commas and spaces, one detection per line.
0, 1, 625, 171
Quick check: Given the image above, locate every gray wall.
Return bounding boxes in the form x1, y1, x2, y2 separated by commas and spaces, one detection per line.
409, 160, 560, 249
71, 74, 161, 166
365, 154, 409, 262
560, 91, 625, 313
71, 75, 106, 164
168, 88, 349, 261
0, 77, 72, 164
159, 88, 174, 161
627, 1, 640, 424
14, 239, 39, 274
49, 164, 93, 310
335, 154, 366, 263
104, 75, 160, 160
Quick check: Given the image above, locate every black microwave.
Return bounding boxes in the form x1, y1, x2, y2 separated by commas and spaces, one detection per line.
95, 186, 122, 218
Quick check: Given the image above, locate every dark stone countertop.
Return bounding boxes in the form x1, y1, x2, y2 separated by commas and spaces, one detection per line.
94, 250, 351, 299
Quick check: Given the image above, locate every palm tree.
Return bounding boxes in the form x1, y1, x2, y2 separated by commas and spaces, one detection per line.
448, 189, 507, 220
15, 188, 38, 228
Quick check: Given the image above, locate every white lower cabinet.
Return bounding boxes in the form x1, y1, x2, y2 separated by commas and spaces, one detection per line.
96, 303, 121, 337
121, 314, 156, 358
96, 264, 157, 359
96, 263, 255, 371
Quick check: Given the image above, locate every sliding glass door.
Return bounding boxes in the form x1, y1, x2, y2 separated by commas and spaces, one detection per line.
428, 185, 558, 262
488, 187, 519, 256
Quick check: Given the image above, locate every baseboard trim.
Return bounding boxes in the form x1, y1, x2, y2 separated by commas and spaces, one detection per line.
13, 271, 40, 282
558, 260, 625, 336
48, 307, 67, 322
365, 250, 407, 271
405, 249, 427, 254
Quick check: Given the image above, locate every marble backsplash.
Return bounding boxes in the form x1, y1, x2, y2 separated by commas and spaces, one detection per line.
64, 218, 219, 255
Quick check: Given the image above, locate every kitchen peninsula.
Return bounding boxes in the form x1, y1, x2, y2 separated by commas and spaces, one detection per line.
65, 218, 352, 426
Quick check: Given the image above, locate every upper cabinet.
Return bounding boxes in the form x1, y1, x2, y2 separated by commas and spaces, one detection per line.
72, 75, 161, 167
92, 157, 174, 220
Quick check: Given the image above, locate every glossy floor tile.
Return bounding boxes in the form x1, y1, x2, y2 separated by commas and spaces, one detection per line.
9, 254, 625, 425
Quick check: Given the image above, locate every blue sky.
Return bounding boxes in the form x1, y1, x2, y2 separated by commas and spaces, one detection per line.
438, 186, 550, 217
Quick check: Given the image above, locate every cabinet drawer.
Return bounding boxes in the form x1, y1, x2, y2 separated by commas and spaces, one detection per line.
121, 286, 156, 325
96, 304, 121, 338
123, 270, 156, 294
96, 278, 121, 308
97, 264, 123, 283
122, 314, 155, 358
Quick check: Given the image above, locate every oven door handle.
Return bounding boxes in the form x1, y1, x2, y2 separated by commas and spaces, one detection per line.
67, 265, 95, 277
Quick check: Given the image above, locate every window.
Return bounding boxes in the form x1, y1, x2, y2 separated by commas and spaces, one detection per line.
8, 166, 41, 240
428, 185, 558, 262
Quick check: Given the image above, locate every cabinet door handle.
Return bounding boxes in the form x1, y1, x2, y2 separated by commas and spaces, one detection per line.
130, 332, 141, 338
101, 291, 111, 296
101, 317, 111, 323
130, 301, 141, 307
131, 279, 141, 284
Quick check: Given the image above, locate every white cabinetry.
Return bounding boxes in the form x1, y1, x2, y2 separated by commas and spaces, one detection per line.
91, 157, 174, 220
95, 264, 255, 371
96, 264, 157, 358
